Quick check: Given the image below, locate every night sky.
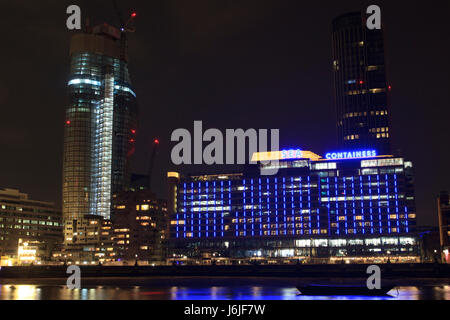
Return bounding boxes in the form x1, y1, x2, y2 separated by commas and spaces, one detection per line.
0, 0, 448, 226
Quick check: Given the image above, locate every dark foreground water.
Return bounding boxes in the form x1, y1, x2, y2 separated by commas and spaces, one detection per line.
1, 284, 450, 300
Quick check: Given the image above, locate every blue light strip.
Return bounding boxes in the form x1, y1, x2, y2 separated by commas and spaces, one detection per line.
326, 177, 331, 236
343, 177, 348, 235
335, 177, 339, 236
206, 181, 209, 238
359, 176, 365, 234
243, 179, 246, 237
221, 181, 224, 237
307, 176, 312, 235
283, 177, 287, 234
291, 177, 295, 234
259, 178, 262, 236
369, 176, 374, 234
352, 176, 356, 234
394, 174, 400, 232
191, 182, 194, 235
266, 178, 270, 235
213, 181, 216, 238
377, 175, 382, 234
251, 179, 254, 237
386, 174, 391, 234
275, 178, 279, 235
183, 183, 186, 238
198, 182, 201, 238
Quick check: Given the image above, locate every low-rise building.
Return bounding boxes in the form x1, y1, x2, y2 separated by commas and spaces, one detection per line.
112, 190, 168, 264
0, 188, 62, 264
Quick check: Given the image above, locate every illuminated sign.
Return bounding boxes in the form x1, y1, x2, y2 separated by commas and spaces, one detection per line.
251, 149, 322, 162
281, 149, 302, 160
325, 149, 377, 160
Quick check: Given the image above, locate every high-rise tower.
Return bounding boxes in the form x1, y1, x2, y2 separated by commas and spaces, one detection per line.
332, 12, 391, 155
62, 23, 138, 249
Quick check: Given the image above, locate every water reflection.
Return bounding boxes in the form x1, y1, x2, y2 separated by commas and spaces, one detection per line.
0, 284, 449, 300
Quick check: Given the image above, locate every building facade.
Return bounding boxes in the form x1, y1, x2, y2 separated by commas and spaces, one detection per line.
63, 24, 138, 251
55, 214, 105, 263
0, 188, 62, 265
438, 191, 450, 263
111, 190, 168, 264
168, 149, 419, 264
332, 12, 391, 154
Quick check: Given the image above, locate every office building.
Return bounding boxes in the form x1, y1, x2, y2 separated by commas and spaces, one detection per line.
168, 148, 419, 264
112, 190, 168, 264
0, 188, 62, 265
62, 23, 138, 250
416, 226, 441, 263
332, 12, 391, 154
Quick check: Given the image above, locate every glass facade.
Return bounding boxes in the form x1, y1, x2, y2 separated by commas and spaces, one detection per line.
63, 26, 138, 247
169, 154, 418, 263
332, 12, 391, 155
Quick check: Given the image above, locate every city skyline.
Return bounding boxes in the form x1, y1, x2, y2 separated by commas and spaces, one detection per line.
0, 0, 449, 228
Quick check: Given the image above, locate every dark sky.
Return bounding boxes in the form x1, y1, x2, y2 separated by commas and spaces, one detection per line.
0, 0, 448, 226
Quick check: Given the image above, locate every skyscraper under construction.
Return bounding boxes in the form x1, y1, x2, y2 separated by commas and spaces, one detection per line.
62, 22, 138, 251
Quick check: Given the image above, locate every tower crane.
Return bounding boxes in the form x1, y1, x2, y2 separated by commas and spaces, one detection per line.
112, 0, 137, 61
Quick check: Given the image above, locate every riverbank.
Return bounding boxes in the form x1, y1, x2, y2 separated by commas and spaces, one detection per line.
1, 263, 450, 280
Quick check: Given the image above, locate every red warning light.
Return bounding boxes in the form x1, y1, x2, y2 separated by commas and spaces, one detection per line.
153, 139, 160, 144
129, 139, 135, 143
131, 129, 136, 134
131, 12, 137, 18
359, 80, 364, 85
388, 85, 392, 90
66, 120, 71, 125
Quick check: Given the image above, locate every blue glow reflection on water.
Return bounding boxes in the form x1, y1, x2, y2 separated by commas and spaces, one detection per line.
1, 284, 450, 300
168, 286, 393, 300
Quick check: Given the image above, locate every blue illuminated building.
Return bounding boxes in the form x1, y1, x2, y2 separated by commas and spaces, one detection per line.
167, 149, 419, 264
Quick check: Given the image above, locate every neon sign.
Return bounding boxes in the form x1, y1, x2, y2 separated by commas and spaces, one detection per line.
280, 149, 302, 160
251, 149, 322, 162
325, 149, 377, 160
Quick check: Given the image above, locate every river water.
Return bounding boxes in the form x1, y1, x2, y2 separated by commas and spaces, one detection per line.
1, 283, 449, 300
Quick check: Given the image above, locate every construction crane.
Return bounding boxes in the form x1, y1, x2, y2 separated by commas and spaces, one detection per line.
147, 138, 160, 190
112, 0, 137, 61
